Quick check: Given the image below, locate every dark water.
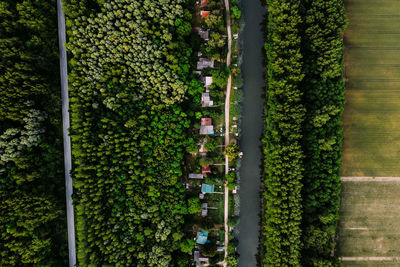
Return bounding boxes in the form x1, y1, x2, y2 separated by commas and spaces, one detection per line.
237, 0, 266, 266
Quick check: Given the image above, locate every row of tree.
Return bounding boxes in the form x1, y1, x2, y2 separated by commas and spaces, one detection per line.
262, 0, 305, 266
64, 0, 201, 265
0, 0, 67, 265
262, 0, 347, 266
300, 1, 347, 266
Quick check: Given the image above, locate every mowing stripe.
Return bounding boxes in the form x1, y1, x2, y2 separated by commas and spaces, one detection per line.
341, 257, 400, 261
342, 177, 400, 181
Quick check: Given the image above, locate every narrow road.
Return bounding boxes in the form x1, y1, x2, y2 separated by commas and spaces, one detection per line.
57, 0, 76, 266
223, 0, 232, 264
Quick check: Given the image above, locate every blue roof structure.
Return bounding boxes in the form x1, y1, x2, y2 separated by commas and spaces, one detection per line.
196, 230, 209, 245
201, 183, 214, 193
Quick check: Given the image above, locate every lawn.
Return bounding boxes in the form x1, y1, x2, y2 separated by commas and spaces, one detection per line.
342, 0, 400, 177
338, 0, 400, 264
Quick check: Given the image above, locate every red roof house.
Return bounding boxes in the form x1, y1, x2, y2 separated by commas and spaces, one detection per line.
200, 11, 210, 19
201, 0, 207, 7
201, 118, 212, 126
202, 166, 211, 174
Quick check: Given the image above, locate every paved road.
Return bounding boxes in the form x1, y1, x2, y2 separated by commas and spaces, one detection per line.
57, 0, 76, 266
223, 0, 232, 264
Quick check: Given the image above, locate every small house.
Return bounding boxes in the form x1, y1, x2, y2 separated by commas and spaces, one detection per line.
202, 166, 211, 174
194, 250, 209, 267
189, 173, 204, 179
201, 203, 208, 217
200, 0, 207, 7
196, 230, 209, 244
200, 11, 210, 19
197, 58, 214, 70
200, 118, 214, 135
201, 183, 214, 194
201, 92, 213, 107
197, 28, 210, 40
202, 76, 213, 87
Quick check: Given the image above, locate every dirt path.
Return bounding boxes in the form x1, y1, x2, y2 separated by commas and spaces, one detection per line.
223, 0, 232, 264
342, 176, 400, 182
57, 0, 76, 266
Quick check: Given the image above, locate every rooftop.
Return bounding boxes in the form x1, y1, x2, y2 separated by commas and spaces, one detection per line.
201, 183, 214, 193
196, 230, 209, 244
200, 11, 210, 19
189, 173, 204, 179
202, 166, 211, 174
197, 58, 214, 70
201, 118, 212, 126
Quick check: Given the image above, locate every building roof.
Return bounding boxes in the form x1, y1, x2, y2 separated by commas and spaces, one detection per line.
201, 92, 213, 107
197, 58, 214, 70
202, 166, 211, 174
201, 118, 212, 126
189, 173, 204, 179
204, 76, 213, 86
201, 183, 214, 193
197, 29, 210, 40
202, 202, 208, 216
200, 125, 214, 135
200, 0, 207, 7
196, 230, 209, 244
200, 11, 210, 19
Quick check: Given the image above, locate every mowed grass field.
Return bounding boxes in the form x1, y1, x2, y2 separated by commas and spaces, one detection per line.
342, 0, 400, 177
339, 0, 400, 265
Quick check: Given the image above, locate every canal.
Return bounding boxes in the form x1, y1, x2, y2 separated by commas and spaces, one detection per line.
237, 0, 266, 266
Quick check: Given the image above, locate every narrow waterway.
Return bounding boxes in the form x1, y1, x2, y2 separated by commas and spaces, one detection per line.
238, 0, 266, 266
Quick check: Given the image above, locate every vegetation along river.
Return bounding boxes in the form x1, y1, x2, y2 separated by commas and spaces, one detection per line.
238, 0, 266, 266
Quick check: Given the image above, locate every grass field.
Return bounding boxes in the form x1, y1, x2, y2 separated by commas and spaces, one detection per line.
337, 182, 400, 266
342, 0, 400, 177
339, 0, 400, 265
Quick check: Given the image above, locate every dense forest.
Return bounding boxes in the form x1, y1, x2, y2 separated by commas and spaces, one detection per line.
300, 0, 347, 265
63, 0, 201, 265
262, 0, 305, 265
0, 0, 67, 265
262, 0, 346, 266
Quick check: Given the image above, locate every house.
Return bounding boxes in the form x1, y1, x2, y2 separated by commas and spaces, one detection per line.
232, 186, 238, 194
189, 173, 204, 179
217, 246, 225, 252
197, 58, 214, 70
197, 28, 210, 40
200, 118, 214, 135
199, 139, 208, 155
194, 250, 209, 267
202, 166, 211, 174
202, 76, 213, 88
200, 0, 207, 7
200, 11, 210, 19
196, 230, 209, 244
201, 183, 214, 194
201, 92, 213, 107
201, 203, 208, 217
